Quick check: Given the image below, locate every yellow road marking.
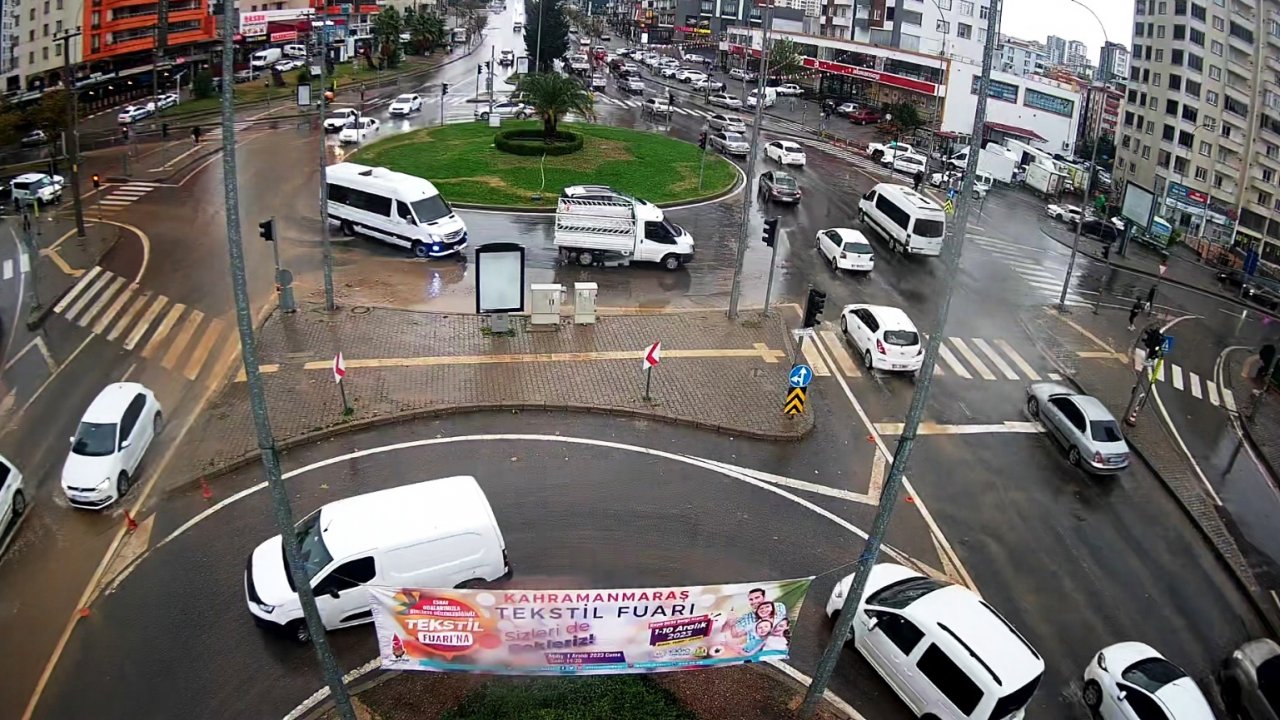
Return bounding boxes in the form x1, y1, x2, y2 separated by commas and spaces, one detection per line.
1048, 307, 1115, 353
38, 247, 84, 277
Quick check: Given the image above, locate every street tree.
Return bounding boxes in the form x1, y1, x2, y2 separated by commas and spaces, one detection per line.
767, 38, 805, 80
517, 72, 594, 137
465, 9, 488, 42
373, 6, 405, 68
193, 69, 216, 99
0, 109, 20, 148
406, 8, 446, 54
884, 102, 923, 134
523, 0, 569, 71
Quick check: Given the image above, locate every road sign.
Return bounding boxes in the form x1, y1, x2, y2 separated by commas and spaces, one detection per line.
333, 352, 346, 383
1162, 335, 1174, 353
643, 341, 662, 369
942, 199, 954, 215
947, 187, 957, 200
1158, 263, 1168, 276
789, 364, 813, 388
784, 387, 806, 415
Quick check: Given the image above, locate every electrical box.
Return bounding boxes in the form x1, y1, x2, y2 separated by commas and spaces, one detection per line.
574, 282, 598, 325
489, 113, 501, 128
530, 283, 563, 325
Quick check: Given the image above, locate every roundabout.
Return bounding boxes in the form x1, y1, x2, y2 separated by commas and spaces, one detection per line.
348, 121, 740, 209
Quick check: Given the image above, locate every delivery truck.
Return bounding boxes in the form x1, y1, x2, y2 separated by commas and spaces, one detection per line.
553, 198, 695, 270
1025, 162, 1067, 198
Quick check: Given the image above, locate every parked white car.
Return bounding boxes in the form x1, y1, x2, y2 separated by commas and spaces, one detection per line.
1082, 642, 1214, 720
117, 104, 152, 124
659, 64, 684, 78
475, 101, 529, 120
338, 117, 380, 143
683, 52, 704, 62
774, 83, 804, 96
708, 92, 742, 109
387, 93, 422, 116
0, 454, 26, 548
839, 304, 924, 373
274, 59, 303, 72
708, 113, 746, 133
61, 383, 163, 510
890, 153, 929, 175
868, 140, 916, 164
1046, 203, 1084, 223
11, 172, 64, 206
766, 140, 806, 166
155, 92, 180, 110
324, 108, 359, 133
818, 228, 874, 272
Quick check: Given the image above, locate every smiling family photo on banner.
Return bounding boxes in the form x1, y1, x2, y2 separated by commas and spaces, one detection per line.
369, 578, 814, 674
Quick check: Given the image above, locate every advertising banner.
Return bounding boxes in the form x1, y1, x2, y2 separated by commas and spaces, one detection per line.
370, 578, 814, 675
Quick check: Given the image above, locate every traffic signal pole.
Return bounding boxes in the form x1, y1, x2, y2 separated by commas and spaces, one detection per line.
54, 28, 86, 239
762, 217, 780, 314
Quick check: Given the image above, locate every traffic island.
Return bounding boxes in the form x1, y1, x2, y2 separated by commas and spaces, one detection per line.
312, 664, 847, 720
348, 121, 739, 209
21, 214, 136, 329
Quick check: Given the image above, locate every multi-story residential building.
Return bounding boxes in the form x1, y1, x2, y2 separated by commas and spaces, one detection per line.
1065, 38, 1088, 68
1115, 0, 1280, 261
1046, 34, 1067, 64
998, 35, 1048, 76
1098, 40, 1130, 81
776, 0, 819, 17
1078, 81, 1124, 149
839, 0, 993, 62
1, 0, 18, 75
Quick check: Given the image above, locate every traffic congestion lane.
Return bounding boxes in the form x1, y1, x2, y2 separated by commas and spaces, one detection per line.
902, 431, 1266, 718
33, 413, 942, 720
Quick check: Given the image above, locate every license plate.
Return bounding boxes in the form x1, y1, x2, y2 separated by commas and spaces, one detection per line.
893, 363, 908, 370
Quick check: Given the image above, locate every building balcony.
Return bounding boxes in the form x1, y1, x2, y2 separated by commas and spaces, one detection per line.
1220, 132, 1245, 153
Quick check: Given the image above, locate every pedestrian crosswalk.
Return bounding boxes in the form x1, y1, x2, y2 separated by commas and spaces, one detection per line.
967, 234, 1095, 308
1140, 359, 1237, 411
94, 182, 159, 215
52, 266, 235, 383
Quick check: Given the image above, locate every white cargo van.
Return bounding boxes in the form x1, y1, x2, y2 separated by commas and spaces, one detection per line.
553, 197, 694, 270
747, 87, 776, 109
859, 183, 946, 256
245, 476, 510, 643
250, 47, 283, 68
283, 44, 308, 59
326, 162, 469, 258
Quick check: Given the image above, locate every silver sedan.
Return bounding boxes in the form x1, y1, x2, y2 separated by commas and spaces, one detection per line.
1025, 382, 1130, 474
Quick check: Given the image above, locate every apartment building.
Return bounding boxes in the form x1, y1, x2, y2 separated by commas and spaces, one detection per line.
1098, 40, 1130, 81
836, 0, 993, 61
1065, 38, 1088, 67
1078, 81, 1124, 147
1046, 34, 1067, 64
1115, 0, 1280, 261
998, 35, 1048, 76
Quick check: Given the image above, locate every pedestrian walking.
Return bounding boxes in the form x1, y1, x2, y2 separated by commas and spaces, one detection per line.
1145, 284, 1157, 313
1128, 296, 1144, 331
912, 169, 924, 192
191, 125, 203, 145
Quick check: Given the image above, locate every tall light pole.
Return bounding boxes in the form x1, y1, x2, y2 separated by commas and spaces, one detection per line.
534, 0, 546, 71
726, 1, 776, 319
315, 19, 336, 311
216, 0, 356, 717
54, 28, 86, 239
1056, 0, 1106, 312
797, 0, 1004, 715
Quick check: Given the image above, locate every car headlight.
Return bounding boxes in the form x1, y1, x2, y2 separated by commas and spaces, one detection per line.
255, 602, 276, 614
96, 477, 111, 490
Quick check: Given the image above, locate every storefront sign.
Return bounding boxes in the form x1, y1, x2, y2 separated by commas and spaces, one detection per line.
270, 30, 298, 42
728, 44, 940, 96
1164, 181, 1234, 224
370, 578, 814, 675
676, 25, 711, 34
240, 9, 313, 36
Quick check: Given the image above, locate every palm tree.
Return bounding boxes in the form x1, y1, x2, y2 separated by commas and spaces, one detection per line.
412, 13, 446, 54
517, 72, 595, 137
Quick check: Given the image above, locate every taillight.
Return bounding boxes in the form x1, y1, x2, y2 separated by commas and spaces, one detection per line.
876, 339, 886, 355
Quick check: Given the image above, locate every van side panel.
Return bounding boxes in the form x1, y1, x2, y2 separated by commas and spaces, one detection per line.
385, 532, 502, 588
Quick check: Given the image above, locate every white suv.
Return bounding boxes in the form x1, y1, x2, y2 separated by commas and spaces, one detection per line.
11, 173, 64, 206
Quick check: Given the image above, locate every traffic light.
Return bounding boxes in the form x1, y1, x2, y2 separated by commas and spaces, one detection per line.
802, 288, 826, 328
91, 174, 101, 190
477, 64, 484, 75
1142, 327, 1164, 358
762, 217, 779, 247
441, 82, 449, 96
698, 131, 707, 150
258, 218, 276, 243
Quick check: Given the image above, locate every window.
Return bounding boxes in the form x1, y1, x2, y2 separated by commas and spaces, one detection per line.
1174, 23, 1186, 39
1215, 173, 1225, 188
1158, 148, 1171, 166
1230, 21, 1254, 43
1258, 190, 1273, 207
1213, 15, 1224, 30
42, 0, 48, 12
957, 23, 971, 39
1182, 105, 1198, 123
875, 194, 911, 232
54, 20, 61, 32
868, 576, 949, 608
1207, 90, 1219, 105
1158, 1, 1167, 13
314, 556, 377, 595
1123, 687, 1175, 720
1190, 28, 1204, 45
1200, 140, 1212, 155
1146, 120, 1155, 134
1123, 134, 1133, 148
1185, 79, 1201, 97
1157, 24, 1167, 37
327, 183, 393, 216
1225, 95, 1248, 117
936, 19, 949, 33
1209, 65, 1221, 80
1125, 110, 1136, 126
1143, 144, 1152, 159
1155, 49, 1164, 62
56, 0, 62, 8
1168, 74, 1182, 90
980, 4, 988, 18
1188, 53, 1202, 71
1191, 2, 1205, 19
972, 76, 1019, 102
1154, 72, 1162, 86
1024, 89, 1073, 116
1175, 156, 1189, 173
937, 0, 951, 8
1175, 0, 1187, 13
41, 46, 47, 60
867, 611, 926, 654
41, 23, 47, 37
54, 43, 60, 56
1195, 166, 1208, 180
978, 28, 987, 43
1268, 144, 1278, 159
1149, 96, 1158, 110
1211, 39, 1223, 55
118, 394, 146, 444
1163, 123, 1177, 140
1135, 22, 1144, 36
958, 0, 973, 14
918, 644, 984, 715
1128, 89, 1139, 104
1264, 168, 1275, 183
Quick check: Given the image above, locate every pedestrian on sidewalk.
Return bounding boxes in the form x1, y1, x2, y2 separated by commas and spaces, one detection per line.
192, 125, 203, 145
1128, 296, 1144, 330
912, 169, 924, 192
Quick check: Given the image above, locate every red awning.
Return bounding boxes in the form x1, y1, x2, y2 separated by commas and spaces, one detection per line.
984, 121, 1046, 142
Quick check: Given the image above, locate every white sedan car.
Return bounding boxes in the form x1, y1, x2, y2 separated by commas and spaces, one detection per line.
708, 92, 742, 109
659, 64, 684, 78
890, 153, 928, 175
1046, 203, 1084, 223
766, 140, 806, 166
683, 52, 704, 62
0, 454, 26, 546
338, 117, 380, 143
388, 93, 423, 116
475, 101, 530, 120
774, 83, 804, 96
818, 228, 874, 272
155, 92, 179, 110
691, 77, 726, 92
61, 383, 163, 510
708, 113, 746, 133
117, 104, 151, 124
1082, 642, 1214, 720
839, 304, 924, 373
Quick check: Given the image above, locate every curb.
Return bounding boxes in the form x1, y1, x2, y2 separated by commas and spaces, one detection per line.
1019, 312, 1280, 639
175, 400, 812, 495
451, 165, 745, 213
26, 228, 126, 331
102, 143, 224, 184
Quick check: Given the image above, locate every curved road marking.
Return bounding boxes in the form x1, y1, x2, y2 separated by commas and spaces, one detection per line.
1150, 315, 1222, 505
106, 433, 944, 597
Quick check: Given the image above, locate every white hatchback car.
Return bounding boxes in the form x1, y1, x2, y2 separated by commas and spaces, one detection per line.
766, 140, 806, 166
839, 304, 923, 373
818, 228, 874, 272
387, 93, 422, 116
0, 454, 27, 547
61, 383, 163, 510
338, 117, 380, 143
1083, 642, 1215, 720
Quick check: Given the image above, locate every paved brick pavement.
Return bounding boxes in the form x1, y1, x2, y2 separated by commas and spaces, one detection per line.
1226, 350, 1280, 481
1022, 307, 1279, 631
172, 306, 812, 488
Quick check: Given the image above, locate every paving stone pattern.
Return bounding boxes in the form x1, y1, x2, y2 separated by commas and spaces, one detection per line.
1226, 351, 1280, 480
173, 306, 811, 488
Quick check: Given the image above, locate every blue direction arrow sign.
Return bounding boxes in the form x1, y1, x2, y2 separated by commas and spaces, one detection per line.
1162, 335, 1174, 353
789, 364, 813, 388
947, 187, 957, 200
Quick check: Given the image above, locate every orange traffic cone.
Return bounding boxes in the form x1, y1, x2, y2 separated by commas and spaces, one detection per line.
200, 478, 212, 501
124, 510, 138, 532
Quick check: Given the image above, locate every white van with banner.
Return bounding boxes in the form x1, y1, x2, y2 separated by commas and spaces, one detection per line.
858, 183, 946, 256
326, 162, 469, 258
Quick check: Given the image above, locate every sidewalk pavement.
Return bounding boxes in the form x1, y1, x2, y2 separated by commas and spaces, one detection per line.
171, 306, 812, 489
1021, 306, 1280, 634
1226, 351, 1280, 482
13, 212, 131, 329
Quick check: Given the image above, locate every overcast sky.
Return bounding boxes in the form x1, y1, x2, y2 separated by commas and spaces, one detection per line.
1000, 0, 1134, 62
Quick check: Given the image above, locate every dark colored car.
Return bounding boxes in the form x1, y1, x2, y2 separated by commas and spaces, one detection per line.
759, 171, 801, 203
1220, 639, 1280, 720
1076, 218, 1121, 244
847, 108, 883, 125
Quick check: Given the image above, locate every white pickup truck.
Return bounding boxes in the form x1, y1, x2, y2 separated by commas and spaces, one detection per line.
553, 198, 694, 270
867, 140, 917, 165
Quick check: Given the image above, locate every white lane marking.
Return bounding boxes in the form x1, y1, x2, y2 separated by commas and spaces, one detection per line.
140, 303, 185, 358
1048, 372, 1063, 380
971, 338, 1019, 380
1149, 316, 1222, 506
123, 295, 168, 351
2, 259, 12, 280
1223, 387, 1237, 412
183, 318, 224, 380
61, 270, 111, 321
98, 200, 134, 206
107, 292, 150, 342
872, 421, 1045, 435
161, 309, 204, 370
1189, 371, 1203, 399
950, 338, 996, 380
74, 275, 125, 327
994, 339, 1040, 381
1207, 382, 1220, 407
52, 264, 102, 312
91, 284, 135, 335
936, 342, 971, 378
819, 330, 860, 377
18, 251, 28, 273
18, 335, 93, 415
800, 338, 832, 376
1171, 364, 1184, 390
868, 450, 886, 503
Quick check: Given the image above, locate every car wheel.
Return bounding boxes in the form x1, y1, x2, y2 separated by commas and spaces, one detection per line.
863, 349, 874, 370
411, 241, 431, 258
1068, 446, 1082, 467
117, 471, 131, 499
831, 254, 839, 272
288, 620, 311, 644
1026, 397, 1039, 417
479, 112, 489, 120
12, 489, 25, 517
577, 250, 594, 266
1082, 680, 1102, 711
340, 220, 355, 236
839, 315, 847, 333
455, 578, 488, 589
871, 150, 883, 161
661, 254, 681, 271
153, 411, 163, 436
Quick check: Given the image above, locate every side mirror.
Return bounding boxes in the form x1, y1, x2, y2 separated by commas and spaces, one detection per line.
328, 588, 341, 599
865, 615, 879, 631
69, 436, 75, 444
1117, 690, 1127, 703
120, 440, 132, 449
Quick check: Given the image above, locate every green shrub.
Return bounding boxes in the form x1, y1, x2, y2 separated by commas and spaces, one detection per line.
493, 128, 583, 156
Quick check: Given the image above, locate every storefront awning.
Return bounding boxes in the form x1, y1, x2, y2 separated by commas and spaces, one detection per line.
984, 122, 1045, 142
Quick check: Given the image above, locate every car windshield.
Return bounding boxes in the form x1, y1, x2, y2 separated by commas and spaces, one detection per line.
72, 421, 118, 457
781, 145, 801, 153
843, 241, 872, 254
773, 174, 797, 189
988, 675, 1042, 720
411, 194, 452, 223
1121, 657, 1186, 694
867, 576, 948, 608
725, 133, 745, 143
914, 219, 945, 238
327, 112, 351, 121
1090, 419, 1124, 443
395, 95, 414, 103
287, 509, 335, 588
884, 330, 919, 346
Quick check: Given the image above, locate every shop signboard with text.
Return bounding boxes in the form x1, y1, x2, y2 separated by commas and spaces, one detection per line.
728, 44, 940, 96
370, 578, 813, 675
240, 8, 314, 37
